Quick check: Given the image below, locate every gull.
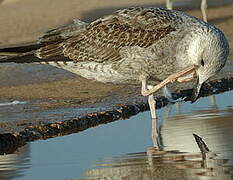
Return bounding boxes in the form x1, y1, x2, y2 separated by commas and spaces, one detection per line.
0, 7, 229, 147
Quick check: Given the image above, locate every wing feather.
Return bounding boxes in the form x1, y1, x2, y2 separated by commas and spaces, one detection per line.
39, 19, 88, 45
38, 8, 180, 61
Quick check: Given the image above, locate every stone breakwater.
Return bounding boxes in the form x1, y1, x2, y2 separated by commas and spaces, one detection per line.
1, 77, 233, 154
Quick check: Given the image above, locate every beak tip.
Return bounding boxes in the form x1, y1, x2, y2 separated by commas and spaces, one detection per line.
190, 87, 200, 103
190, 98, 198, 104
191, 76, 203, 104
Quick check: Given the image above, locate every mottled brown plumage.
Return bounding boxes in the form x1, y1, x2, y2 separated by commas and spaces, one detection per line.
34, 6, 228, 90
36, 8, 178, 63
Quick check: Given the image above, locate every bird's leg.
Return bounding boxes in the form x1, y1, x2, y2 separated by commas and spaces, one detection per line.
141, 65, 198, 96
147, 86, 157, 120
141, 79, 157, 120
209, 95, 217, 109
166, 0, 173, 10
141, 79, 160, 147
148, 86, 160, 147
177, 71, 195, 83
201, 0, 208, 22
140, 65, 198, 148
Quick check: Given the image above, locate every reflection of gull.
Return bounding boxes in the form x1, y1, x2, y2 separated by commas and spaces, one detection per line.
71, 109, 233, 180
74, 147, 233, 180
162, 108, 233, 164
73, 118, 233, 180
72, 96, 233, 179
166, 0, 207, 22
0, 7, 229, 147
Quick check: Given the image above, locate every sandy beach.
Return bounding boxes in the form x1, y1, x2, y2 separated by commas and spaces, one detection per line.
0, 0, 232, 102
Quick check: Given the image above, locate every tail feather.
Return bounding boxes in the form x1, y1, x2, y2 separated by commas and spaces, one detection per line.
0, 43, 41, 53
0, 43, 69, 63
0, 19, 87, 64
0, 43, 40, 63
0, 50, 71, 63
35, 44, 63, 59
0, 50, 38, 63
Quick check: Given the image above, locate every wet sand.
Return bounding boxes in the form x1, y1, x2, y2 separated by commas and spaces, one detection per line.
0, 0, 233, 143
0, 0, 232, 105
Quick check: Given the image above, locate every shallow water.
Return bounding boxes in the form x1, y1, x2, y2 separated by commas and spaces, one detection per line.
0, 91, 233, 180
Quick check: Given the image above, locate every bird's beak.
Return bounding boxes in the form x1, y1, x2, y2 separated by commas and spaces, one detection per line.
190, 76, 204, 103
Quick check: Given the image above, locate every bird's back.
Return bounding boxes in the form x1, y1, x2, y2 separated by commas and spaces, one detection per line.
34, 7, 207, 84
36, 7, 191, 62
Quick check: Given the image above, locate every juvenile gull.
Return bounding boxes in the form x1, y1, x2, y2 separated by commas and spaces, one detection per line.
0, 7, 229, 147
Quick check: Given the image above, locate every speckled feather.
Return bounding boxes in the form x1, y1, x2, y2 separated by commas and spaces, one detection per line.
36, 7, 181, 62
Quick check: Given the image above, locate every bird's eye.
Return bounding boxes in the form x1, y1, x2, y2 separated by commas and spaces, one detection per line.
201, 59, 205, 66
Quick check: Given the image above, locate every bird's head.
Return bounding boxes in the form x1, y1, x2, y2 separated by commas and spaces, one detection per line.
190, 29, 229, 103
